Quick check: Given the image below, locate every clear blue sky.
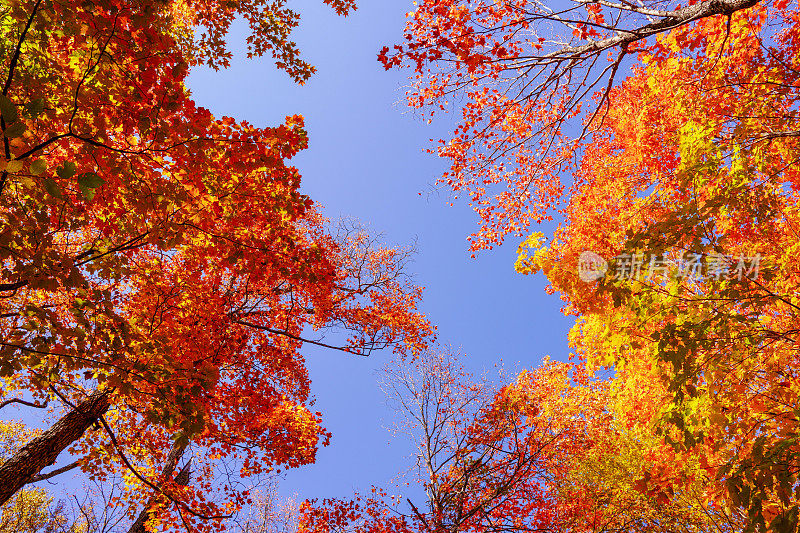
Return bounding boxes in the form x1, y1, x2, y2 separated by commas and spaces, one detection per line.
186, 2, 574, 503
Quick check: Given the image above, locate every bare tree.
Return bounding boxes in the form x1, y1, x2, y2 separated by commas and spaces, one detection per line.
380, 349, 562, 533
231, 487, 301, 533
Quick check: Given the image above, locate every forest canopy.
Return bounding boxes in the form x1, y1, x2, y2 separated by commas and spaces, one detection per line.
1, 0, 798, 532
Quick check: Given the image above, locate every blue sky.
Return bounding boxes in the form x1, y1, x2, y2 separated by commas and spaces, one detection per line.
187, 2, 574, 503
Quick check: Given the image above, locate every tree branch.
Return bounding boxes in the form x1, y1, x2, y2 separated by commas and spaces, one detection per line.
3, 0, 44, 95
235, 319, 371, 356
0, 398, 47, 410
27, 460, 80, 483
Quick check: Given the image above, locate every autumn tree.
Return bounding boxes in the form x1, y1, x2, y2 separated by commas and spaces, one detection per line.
378, 348, 533, 533
380, 0, 792, 251
0, 0, 431, 529
300, 348, 552, 533
511, 4, 800, 529
485, 361, 747, 533
300, 353, 743, 533
385, 0, 799, 529
0, 420, 73, 533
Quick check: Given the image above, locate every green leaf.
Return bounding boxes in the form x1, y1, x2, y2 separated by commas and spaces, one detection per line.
78, 172, 105, 189
78, 172, 105, 200
56, 162, 77, 180
24, 99, 45, 118
3, 122, 26, 138
0, 95, 18, 123
29, 159, 46, 176
79, 184, 97, 201
43, 178, 63, 199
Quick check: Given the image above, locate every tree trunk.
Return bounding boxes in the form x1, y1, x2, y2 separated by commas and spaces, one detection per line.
127, 438, 190, 533
0, 389, 111, 505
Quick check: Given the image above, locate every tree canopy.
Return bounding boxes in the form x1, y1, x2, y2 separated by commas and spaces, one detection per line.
3, 0, 799, 531
0, 0, 430, 529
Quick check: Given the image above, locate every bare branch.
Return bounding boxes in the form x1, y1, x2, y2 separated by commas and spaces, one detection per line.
0, 397, 47, 410
27, 460, 80, 483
